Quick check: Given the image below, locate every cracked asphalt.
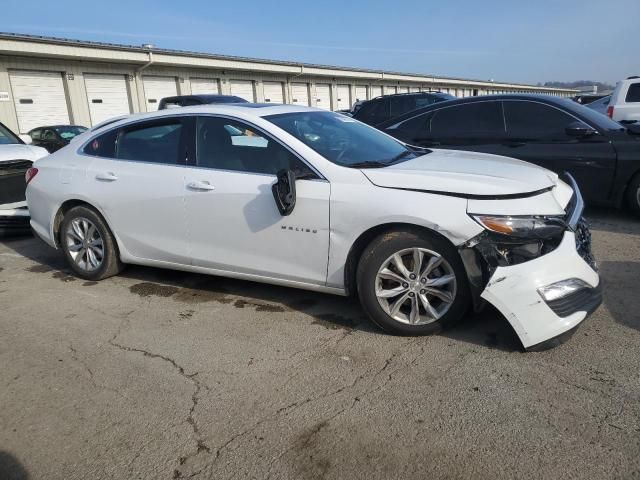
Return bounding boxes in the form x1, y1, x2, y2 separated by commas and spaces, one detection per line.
0, 208, 639, 480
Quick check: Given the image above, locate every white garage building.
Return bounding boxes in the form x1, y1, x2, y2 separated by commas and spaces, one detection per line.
0, 33, 577, 133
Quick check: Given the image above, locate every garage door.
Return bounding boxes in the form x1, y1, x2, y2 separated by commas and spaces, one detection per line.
410, 87, 420, 93
370, 86, 383, 99
9, 70, 70, 133
263, 81, 284, 104
315, 84, 332, 110
190, 78, 220, 95
336, 84, 351, 110
290, 83, 310, 106
84, 73, 131, 126
230, 80, 255, 102
354, 86, 368, 102
385, 86, 397, 95
143, 76, 178, 111
398, 86, 409, 94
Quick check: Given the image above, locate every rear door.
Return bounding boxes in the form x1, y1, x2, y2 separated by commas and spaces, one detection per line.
184, 115, 330, 284
502, 100, 617, 203
83, 117, 189, 263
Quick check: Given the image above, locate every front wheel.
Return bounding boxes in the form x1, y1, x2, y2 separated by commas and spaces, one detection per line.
60, 206, 123, 280
356, 230, 470, 335
626, 174, 640, 215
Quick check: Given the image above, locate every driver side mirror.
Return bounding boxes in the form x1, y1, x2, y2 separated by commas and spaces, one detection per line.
272, 169, 297, 216
565, 121, 597, 138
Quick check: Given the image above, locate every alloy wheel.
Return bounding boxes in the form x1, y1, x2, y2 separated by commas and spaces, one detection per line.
65, 217, 104, 272
375, 247, 457, 325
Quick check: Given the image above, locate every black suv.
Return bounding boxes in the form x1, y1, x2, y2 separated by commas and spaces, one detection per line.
158, 94, 248, 110
352, 92, 454, 126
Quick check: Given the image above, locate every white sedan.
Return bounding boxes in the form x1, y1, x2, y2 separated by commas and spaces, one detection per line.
25, 104, 601, 350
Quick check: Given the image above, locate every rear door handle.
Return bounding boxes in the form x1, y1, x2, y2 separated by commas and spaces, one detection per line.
95, 172, 118, 181
187, 180, 215, 191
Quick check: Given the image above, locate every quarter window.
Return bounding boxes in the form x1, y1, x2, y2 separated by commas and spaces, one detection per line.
625, 83, 640, 103
116, 121, 183, 164
195, 116, 314, 177
504, 101, 577, 140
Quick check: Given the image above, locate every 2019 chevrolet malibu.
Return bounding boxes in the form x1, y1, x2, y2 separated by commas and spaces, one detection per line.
26, 104, 601, 350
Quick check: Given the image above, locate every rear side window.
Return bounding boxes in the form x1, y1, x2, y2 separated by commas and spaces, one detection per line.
504, 101, 576, 140
195, 116, 314, 177
625, 83, 640, 103
117, 121, 183, 164
83, 129, 118, 158
430, 101, 505, 138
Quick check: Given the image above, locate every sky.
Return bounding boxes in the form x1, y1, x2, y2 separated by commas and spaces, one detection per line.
1, 0, 637, 85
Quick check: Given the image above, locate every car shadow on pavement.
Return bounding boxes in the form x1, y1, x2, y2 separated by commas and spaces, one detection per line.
0, 451, 30, 480
599, 260, 640, 331
4, 234, 523, 349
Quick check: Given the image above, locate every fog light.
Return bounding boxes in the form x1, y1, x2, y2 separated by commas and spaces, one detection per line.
537, 279, 591, 302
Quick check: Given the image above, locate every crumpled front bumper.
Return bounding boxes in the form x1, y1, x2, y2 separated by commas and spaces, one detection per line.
480, 230, 600, 349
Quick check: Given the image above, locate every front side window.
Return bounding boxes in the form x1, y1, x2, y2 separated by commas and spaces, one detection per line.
196, 116, 314, 177
504, 101, 579, 140
430, 101, 505, 138
117, 121, 183, 164
626, 83, 640, 103
266, 111, 420, 167
0, 123, 21, 145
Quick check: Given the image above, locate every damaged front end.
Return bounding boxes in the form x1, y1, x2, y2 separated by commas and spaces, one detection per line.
457, 173, 601, 349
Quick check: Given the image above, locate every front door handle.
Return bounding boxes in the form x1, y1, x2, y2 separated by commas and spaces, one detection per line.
187, 180, 215, 191
95, 172, 118, 181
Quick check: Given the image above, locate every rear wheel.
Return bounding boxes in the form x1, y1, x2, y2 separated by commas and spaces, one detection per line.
60, 206, 123, 280
626, 173, 640, 215
356, 230, 470, 335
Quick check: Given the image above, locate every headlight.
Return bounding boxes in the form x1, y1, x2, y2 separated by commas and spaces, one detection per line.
471, 215, 566, 239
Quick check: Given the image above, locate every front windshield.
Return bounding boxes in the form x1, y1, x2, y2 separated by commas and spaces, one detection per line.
54, 126, 88, 140
265, 111, 422, 167
0, 123, 21, 145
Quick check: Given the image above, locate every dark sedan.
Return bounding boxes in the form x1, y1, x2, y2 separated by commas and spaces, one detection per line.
351, 92, 454, 127
28, 125, 88, 153
378, 95, 640, 212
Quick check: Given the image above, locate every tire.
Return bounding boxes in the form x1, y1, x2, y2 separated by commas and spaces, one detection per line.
626, 174, 640, 215
356, 229, 470, 335
59, 205, 123, 281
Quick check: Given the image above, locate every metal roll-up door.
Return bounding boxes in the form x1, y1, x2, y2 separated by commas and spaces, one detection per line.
84, 73, 131, 126
410, 87, 420, 93
370, 86, 383, 99
263, 81, 284, 103
143, 76, 178, 111
190, 78, 220, 95
354, 85, 368, 102
230, 80, 255, 102
315, 84, 332, 110
336, 84, 351, 110
385, 86, 397, 95
9, 70, 70, 133
398, 86, 409, 93
290, 83, 310, 106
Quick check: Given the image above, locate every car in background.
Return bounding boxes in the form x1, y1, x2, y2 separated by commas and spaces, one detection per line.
27, 125, 88, 153
378, 94, 640, 213
586, 95, 611, 116
26, 104, 600, 350
607, 76, 640, 125
0, 121, 48, 235
158, 94, 248, 110
351, 92, 454, 126
572, 94, 608, 105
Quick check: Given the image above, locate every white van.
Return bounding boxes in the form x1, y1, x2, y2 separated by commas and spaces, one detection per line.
608, 76, 640, 124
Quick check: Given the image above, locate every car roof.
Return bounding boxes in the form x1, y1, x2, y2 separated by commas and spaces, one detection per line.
161, 94, 247, 102
29, 124, 86, 131
85, 104, 329, 134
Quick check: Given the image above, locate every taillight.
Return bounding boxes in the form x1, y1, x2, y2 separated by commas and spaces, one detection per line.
25, 167, 38, 185
607, 105, 614, 118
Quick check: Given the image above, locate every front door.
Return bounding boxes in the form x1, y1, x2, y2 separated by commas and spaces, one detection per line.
184, 115, 330, 285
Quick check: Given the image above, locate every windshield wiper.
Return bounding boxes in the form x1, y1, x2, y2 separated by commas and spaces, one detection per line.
389, 149, 416, 163
346, 161, 389, 169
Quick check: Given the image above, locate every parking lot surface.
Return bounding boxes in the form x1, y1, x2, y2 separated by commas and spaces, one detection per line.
0, 208, 639, 480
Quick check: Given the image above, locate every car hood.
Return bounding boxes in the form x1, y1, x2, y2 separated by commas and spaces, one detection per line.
361, 149, 558, 197
0, 144, 48, 163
